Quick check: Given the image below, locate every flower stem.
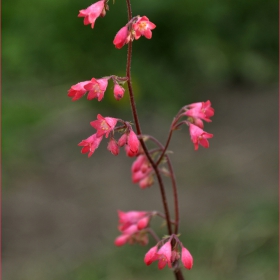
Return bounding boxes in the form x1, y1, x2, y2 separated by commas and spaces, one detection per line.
125, 0, 172, 236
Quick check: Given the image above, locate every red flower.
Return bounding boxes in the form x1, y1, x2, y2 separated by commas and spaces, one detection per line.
67, 81, 90, 101
84, 78, 108, 101
78, 0, 107, 29
144, 245, 159, 265
113, 84, 125, 101
185, 100, 214, 123
107, 138, 119, 155
118, 210, 148, 231
90, 114, 118, 138
156, 241, 172, 269
133, 16, 156, 40
113, 25, 132, 49
78, 133, 103, 157
189, 124, 213, 150
181, 247, 193, 270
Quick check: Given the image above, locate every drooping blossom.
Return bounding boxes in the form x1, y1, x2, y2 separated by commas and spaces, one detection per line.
144, 245, 159, 265
127, 130, 140, 155
90, 114, 118, 138
133, 16, 156, 40
113, 25, 132, 49
131, 154, 154, 188
117, 129, 140, 157
118, 210, 149, 231
78, 0, 107, 29
189, 124, 213, 150
181, 247, 193, 270
84, 78, 109, 101
107, 138, 119, 155
144, 235, 193, 270
78, 133, 103, 157
185, 100, 214, 123
67, 81, 90, 101
113, 84, 125, 101
114, 224, 148, 246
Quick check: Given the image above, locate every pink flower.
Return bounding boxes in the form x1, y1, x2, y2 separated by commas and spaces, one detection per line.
84, 78, 108, 101
78, 133, 103, 157
144, 245, 158, 265
133, 16, 156, 40
115, 224, 148, 246
67, 81, 90, 101
189, 124, 213, 150
117, 133, 127, 147
186, 100, 214, 122
181, 247, 193, 270
113, 84, 125, 101
118, 210, 148, 231
78, 1, 107, 29
113, 25, 132, 49
131, 154, 154, 188
90, 114, 118, 138
107, 138, 119, 155
127, 130, 140, 154
156, 241, 172, 269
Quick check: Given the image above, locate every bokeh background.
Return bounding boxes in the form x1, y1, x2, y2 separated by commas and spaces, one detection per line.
2, 0, 278, 279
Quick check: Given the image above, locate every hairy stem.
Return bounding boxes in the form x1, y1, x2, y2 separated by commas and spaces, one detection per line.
125, 0, 172, 236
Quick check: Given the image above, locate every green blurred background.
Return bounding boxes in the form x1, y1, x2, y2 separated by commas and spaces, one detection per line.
3, 0, 278, 279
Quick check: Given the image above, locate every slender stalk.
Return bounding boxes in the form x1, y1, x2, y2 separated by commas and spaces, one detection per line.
142, 134, 180, 234
125, 1, 184, 278
125, 0, 172, 236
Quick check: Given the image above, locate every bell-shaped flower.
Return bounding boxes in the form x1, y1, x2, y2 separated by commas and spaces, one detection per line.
144, 245, 159, 265
181, 247, 193, 270
189, 124, 213, 150
84, 78, 108, 101
156, 241, 172, 269
107, 138, 119, 155
90, 114, 118, 138
113, 84, 125, 101
67, 81, 90, 101
186, 100, 214, 122
78, 133, 103, 157
78, 0, 107, 29
133, 16, 156, 40
113, 25, 132, 49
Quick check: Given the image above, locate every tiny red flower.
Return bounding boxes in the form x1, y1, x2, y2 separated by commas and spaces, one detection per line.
90, 114, 118, 138
107, 138, 120, 155
127, 130, 140, 154
133, 16, 156, 40
113, 25, 132, 49
118, 210, 148, 231
67, 81, 90, 101
189, 124, 213, 150
113, 84, 125, 101
144, 245, 158, 265
78, 0, 107, 29
78, 133, 103, 157
186, 100, 214, 122
84, 78, 108, 101
156, 241, 172, 269
181, 247, 193, 270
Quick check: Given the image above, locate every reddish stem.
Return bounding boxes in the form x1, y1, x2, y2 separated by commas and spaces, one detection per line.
125, 0, 172, 236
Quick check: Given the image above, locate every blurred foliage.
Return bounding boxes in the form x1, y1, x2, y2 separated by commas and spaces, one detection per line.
3, 0, 277, 111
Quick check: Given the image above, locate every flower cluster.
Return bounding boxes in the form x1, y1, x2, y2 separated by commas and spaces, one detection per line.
114, 210, 151, 246
174, 101, 214, 150
78, 0, 108, 29
131, 154, 154, 189
78, 114, 140, 157
144, 235, 193, 270
68, 76, 127, 102
113, 16, 156, 49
